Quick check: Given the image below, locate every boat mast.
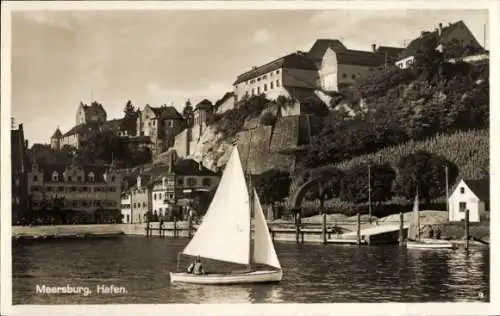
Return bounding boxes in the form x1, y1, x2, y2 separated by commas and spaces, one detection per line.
416, 186, 420, 241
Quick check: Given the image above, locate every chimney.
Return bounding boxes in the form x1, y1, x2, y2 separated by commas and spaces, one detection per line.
371, 44, 376, 52
198, 161, 203, 171
438, 23, 443, 36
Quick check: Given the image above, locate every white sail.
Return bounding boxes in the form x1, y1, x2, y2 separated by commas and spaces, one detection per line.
407, 190, 420, 240
252, 189, 281, 270
182, 146, 251, 265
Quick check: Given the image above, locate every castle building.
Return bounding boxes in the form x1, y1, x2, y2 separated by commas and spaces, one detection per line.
173, 99, 214, 158
136, 104, 186, 157
395, 21, 484, 69
76, 101, 107, 125
27, 163, 122, 224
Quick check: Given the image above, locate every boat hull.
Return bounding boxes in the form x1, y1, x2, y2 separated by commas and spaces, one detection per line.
407, 240, 454, 249
170, 269, 283, 285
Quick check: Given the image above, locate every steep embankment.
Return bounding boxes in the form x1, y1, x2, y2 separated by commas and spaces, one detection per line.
335, 128, 488, 181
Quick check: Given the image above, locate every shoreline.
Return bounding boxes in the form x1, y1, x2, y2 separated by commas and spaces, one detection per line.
11, 222, 489, 247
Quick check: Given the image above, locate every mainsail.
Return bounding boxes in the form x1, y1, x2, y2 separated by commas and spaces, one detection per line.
252, 189, 281, 269
407, 189, 420, 241
182, 147, 251, 265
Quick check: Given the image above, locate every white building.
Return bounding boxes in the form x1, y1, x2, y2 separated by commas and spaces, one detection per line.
448, 179, 489, 222
120, 193, 132, 223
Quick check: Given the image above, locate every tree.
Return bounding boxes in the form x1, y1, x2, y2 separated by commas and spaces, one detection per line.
253, 169, 291, 206
340, 162, 395, 205
122, 100, 138, 136
393, 151, 459, 202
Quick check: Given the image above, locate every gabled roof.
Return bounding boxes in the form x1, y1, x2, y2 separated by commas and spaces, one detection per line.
80, 102, 107, 117
194, 99, 213, 111
37, 164, 113, 183
335, 49, 386, 67
51, 128, 63, 139
234, 52, 317, 85
172, 159, 217, 176
463, 179, 489, 201
397, 20, 465, 60
306, 39, 348, 61
214, 92, 235, 108
285, 87, 328, 115
102, 119, 124, 131
149, 106, 184, 120
63, 123, 100, 137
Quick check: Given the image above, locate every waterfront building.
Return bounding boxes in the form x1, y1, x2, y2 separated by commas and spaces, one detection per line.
150, 159, 220, 219
11, 123, 30, 224
27, 163, 122, 223
214, 92, 236, 114
395, 21, 484, 69
120, 193, 132, 223
129, 174, 152, 224
448, 178, 489, 223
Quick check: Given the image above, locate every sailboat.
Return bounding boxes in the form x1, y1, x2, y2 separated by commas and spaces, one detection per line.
406, 188, 454, 250
169, 146, 283, 284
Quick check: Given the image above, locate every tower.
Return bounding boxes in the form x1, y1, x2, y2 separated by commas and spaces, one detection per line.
50, 128, 63, 150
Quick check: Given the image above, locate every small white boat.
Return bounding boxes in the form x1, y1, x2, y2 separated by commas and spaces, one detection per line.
170, 146, 283, 285
406, 189, 454, 250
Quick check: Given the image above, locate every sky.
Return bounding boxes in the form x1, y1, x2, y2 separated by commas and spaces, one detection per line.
10, 8, 489, 145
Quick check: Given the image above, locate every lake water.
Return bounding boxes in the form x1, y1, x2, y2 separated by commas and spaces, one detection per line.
12, 236, 489, 304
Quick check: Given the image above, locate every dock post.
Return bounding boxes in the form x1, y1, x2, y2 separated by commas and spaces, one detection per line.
322, 212, 327, 244
173, 216, 177, 238
188, 214, 193, 238
295, 209, 301, 244
399, 212, 404, 246
356, 213, 361, 245
146, 221, 150, 238
465, 209, 470, 250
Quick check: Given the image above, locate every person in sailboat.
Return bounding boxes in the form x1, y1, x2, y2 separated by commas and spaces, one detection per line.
187, 256, 205, 275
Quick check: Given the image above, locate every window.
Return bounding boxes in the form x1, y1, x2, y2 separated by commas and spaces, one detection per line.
263, 75, 267, 79
264, 84, 267, 91
83, 187, 88, 192
72, 201, 77, 207
168, 193, 174, 200
276, 80, 280, 87
276, 70, 280, 74
177, 178, 183, 185
133, 203, 137, 208
342, 73, 347, 79
270, 82, 274, 89
352, 74, 356, 79
257, 87, 261, 94
460, 187, 465, 194
33, 175, 38, 181
459, 202, 467, 212
154, 193, 157, 200
77, 176, 82, 182
187, 178, 197, 186
152, 120, 156, 126
142, 202, 146, 208
252, 88, 255, 96
89, 172, 95, 183
111, 176, 116, 182
68, 176, 72, 181
58, 186, 64, 192
52, 171, 59, 182
31, 186, 40, 192
202, 178, 211, 186
47, 186, 53, 192
71, 186, 76, 192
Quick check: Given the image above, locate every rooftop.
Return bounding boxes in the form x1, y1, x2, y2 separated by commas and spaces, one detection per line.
234, 52, 317, 85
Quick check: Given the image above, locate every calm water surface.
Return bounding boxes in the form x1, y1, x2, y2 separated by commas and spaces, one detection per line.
12, 236, 489, 304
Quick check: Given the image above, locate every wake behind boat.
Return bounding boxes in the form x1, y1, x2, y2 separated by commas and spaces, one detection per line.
170, 146, 283, 285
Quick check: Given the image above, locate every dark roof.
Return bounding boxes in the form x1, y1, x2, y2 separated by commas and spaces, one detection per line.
81, 102, 107, 117
63, 123, 100, 137
36, 164, 113, 183
375, 46, 405, 63
464, 179, 489, 201
51, 128, 63, 139
336, 49, 386, 67
172, 159, 217, 176
150, 106, 184, 120
102, 119, 124, 131
11, 127, 28, 174
194, 99, 213, 111
234, 52, 317, 85
397, 21, 463, 60
306, 39, 348, 61
306, 39, 394, 67
285, 87, 328, 115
